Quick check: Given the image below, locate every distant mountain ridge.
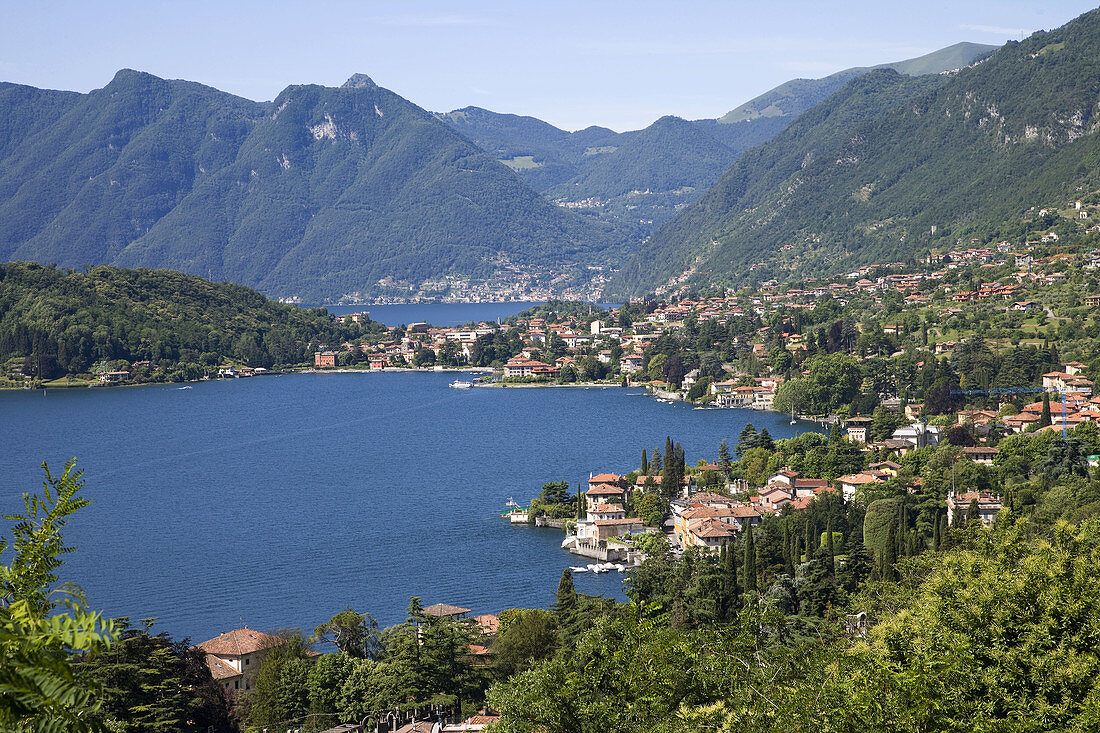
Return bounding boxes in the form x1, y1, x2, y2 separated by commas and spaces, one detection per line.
717, 42, 997, 124
0, 71, 626, 302
0, 40, 1000, 302
437, 42, 996, 237
609, 10, 1100, 297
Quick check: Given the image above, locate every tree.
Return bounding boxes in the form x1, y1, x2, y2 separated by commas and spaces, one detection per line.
538, 481, 571, 506
718, 440, 732, 470
1040, 393, 1052, 427
1, 459, 118, 733
640, 449, 649, 475
742, 526, 758, 594
554, 570, 577, 626
736, 424, 758, 458
246, 633, 312, 730
312, 607, 382, 659
78, 619, 234, 732
492, 609, 557, 679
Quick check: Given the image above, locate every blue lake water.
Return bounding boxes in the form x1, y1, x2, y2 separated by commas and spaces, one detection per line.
319, 302, 618, 327
1, 372, 820, 643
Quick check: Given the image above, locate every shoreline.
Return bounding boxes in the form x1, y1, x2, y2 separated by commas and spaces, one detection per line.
3, 368, 818, 424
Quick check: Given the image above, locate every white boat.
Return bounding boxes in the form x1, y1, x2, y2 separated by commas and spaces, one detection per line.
450, 380, 474, 389
178, 385, 193, 390
570, 566, 589, 573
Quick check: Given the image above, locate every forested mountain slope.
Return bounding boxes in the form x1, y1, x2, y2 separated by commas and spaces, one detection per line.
438, 43, 995, 237
611, 10, 1100, 296
0, 72, 625, 302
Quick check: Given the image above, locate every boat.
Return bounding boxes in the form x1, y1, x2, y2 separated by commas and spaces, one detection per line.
570, 566, 589, 573
450, 380, 474, 389
178, 385, 193, 390
501, 497, 529, 523
790, 405, 797, 425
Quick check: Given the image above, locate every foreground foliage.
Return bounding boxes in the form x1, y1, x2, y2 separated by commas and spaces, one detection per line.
0, 460, 116, 733
489, 517, 1100, 732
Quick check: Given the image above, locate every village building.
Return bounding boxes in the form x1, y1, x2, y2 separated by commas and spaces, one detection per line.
946, 490, 1003, 526
845, 416, 873, 443
195, 627, 288, 693
962, 446, 999, 466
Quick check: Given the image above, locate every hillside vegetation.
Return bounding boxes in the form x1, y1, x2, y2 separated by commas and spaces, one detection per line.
717, 41, 995, 123
612, 10, 1100, 296
0, 262, 362, 383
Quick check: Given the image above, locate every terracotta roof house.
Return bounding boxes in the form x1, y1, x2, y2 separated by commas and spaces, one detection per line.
195, 627, 286, 693
423, 603, 472, 619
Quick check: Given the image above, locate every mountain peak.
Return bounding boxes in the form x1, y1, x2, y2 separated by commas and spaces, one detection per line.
342, 74, 377, 89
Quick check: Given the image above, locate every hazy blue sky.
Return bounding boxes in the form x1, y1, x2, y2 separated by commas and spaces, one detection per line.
2, 1, 1096, 131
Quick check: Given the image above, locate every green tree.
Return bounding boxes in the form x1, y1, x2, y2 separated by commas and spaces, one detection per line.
742, 525, 758, 594
312, 607, 382, 659
246, 633, 312, 730
78, 619, 234, 733
717, 439, 732, 470
1, 459, 118, 733
492, 609, 558, 679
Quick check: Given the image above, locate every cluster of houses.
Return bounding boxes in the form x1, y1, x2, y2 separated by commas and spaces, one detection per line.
566, 406, 1024, 557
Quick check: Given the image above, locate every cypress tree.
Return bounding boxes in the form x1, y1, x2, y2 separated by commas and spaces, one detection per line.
555, 569, 578, 621
1040, 393, 1052, 427
743, 525, 758, 593
722, 539, 740, 617
640, 449, 649, 475
803, 521, 813, 564
896, 502, 907, 558
718, 439, 732, 469
932, 511, 942, 550
652, 447, 662, 472
782, 520, 792, 569
737, 424, 758, 457
826, 519, 836, 577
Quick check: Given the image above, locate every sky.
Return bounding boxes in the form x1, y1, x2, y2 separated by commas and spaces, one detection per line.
1, 1, 1097, 132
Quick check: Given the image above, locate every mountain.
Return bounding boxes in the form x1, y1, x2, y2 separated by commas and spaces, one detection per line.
610, 10, 1100, 296
0, 71, 626, 302
438, 42, 996, 238
717, 41, 997, 124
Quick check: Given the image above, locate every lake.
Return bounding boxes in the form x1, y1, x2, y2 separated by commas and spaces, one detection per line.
1, 371, 820, 643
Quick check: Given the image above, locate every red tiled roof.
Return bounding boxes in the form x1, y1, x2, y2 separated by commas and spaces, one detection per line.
204, 654, 241, 680
423, 603, 472, 617
587, 485, 626, 495
195, 628, 282, 657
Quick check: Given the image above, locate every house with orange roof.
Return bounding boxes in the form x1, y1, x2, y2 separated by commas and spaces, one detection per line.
685, 518, 738, 550
195, 627, 289, 693
836, 472, 887, 502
